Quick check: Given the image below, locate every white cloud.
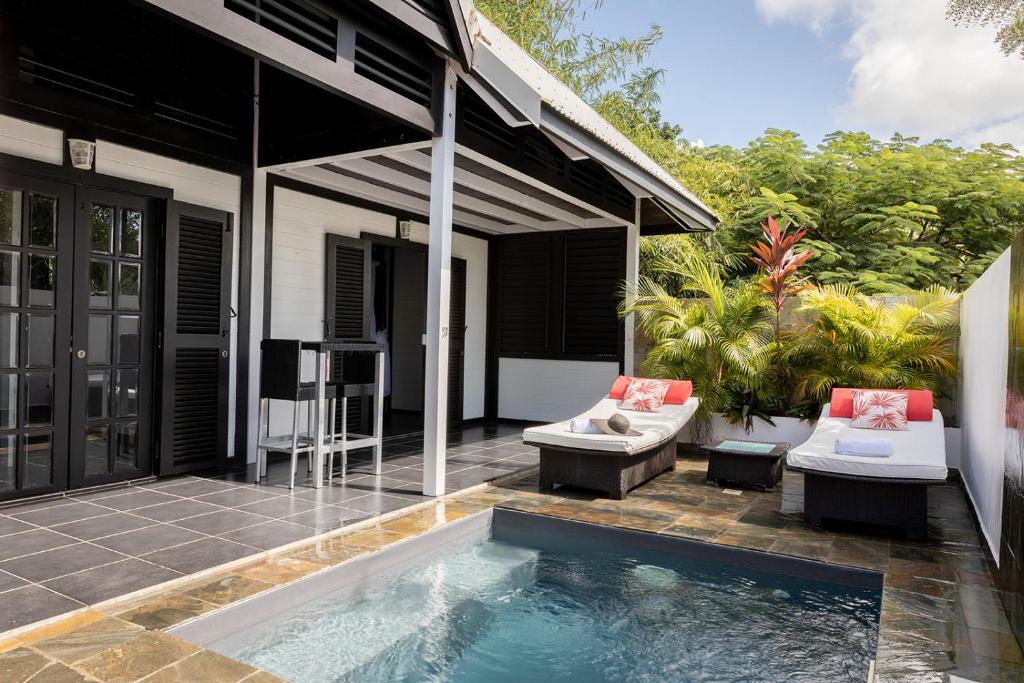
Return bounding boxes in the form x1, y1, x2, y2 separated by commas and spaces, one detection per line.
754, 0, 847, 35
754, 0, 1024, 150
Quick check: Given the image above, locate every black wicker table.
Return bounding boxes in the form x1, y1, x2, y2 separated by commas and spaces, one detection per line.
702, 439, 789, 490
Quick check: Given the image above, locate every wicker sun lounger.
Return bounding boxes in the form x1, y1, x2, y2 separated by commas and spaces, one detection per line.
787, 401, 948, 539
522, 395, 699, 500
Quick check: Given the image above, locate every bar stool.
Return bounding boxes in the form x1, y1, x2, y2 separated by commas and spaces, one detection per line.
256, 339, 337, 489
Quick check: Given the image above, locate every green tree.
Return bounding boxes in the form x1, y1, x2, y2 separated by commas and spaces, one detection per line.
948, 0, 1024, 58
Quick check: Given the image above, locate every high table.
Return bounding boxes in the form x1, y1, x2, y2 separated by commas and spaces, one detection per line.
301, 340, 385, 488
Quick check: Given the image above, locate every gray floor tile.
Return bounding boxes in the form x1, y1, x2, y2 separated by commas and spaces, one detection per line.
141, 538, 260, 574
42, 558, 182, 605
0, 568, 29, 593
341, 493, 418, 515
193, 487, 283, 508
51, 513, 156, 541
84, 489, 184, 511
219, 521, 316, 550
172, 509, 270, 535
282, 506, 373, 532
378, 466, 426, 483
0, 515, 34, 538
291, 484, 372, 506
150, 478, 238, 498
0, 528, 78, 561
90, 524, 206, 556
8, 500, 111, 527
235, 495, 323, 519
0, 585, 84, 631
0, 542, 127, 582
342, 476, 413, 494
131, 499, 223, 523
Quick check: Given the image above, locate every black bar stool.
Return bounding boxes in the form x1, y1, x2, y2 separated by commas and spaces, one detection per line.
256, 339, 337, 489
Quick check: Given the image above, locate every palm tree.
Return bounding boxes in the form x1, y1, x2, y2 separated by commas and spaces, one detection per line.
620, 253, 774, 435
789, 284, 960, 402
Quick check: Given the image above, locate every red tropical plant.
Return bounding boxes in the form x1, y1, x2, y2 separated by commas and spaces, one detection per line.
748, 215, 814, 346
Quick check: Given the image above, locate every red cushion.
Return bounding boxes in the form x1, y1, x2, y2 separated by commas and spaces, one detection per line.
829, 387, 933, 421
608, 376, 692, 405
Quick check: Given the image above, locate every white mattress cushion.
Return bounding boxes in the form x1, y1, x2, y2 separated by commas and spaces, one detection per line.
787, 403, 948, 480
522, 398, 699, 455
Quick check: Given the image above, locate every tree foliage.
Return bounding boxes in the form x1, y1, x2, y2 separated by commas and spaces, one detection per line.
948, 0, 1024, 58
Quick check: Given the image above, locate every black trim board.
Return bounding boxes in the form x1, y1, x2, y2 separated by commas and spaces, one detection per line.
0, 152, 174, 200
234, 169, 254, 461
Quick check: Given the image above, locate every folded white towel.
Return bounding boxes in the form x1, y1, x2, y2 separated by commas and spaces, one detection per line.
834, 438, 893, 457
569, 417, 601, 434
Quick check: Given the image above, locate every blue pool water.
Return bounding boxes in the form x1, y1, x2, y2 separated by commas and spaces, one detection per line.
226, 525, 880, 682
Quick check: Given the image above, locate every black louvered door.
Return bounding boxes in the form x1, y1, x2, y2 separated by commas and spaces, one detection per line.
448, 258, 466, 425
325, 234, 372, 434
157, 202, 233, 476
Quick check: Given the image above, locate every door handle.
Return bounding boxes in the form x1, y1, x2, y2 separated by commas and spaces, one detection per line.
75, 349, 86, 360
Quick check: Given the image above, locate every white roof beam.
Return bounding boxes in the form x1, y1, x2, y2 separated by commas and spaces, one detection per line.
391, 150, 588, 228
282, 166, 510, 234
337, 158, 547, 231
260, 141, 431, 173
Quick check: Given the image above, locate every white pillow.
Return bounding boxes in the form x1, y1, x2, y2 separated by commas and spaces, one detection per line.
618, 378, 671, 413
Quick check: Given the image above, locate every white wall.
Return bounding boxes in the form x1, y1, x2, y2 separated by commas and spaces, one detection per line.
267, 189, 488, 433
498, 358, 620, 421
0, 114, 62, 164
96, 141, 243, 459
959, 248, 1010, 562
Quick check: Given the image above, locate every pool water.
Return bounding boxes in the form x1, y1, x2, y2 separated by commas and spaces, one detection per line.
225, 523, 881, 683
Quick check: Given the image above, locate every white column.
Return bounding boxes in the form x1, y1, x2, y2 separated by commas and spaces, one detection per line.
423, 63, 457, 497
624, 200, 641, 375
246, 62, 266, 465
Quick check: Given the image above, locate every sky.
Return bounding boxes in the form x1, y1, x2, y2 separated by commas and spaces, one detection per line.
576, 0, 1024, 150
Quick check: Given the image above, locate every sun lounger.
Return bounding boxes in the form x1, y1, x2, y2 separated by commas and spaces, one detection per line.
523, 395, 699, 500
787, 402, 948, 538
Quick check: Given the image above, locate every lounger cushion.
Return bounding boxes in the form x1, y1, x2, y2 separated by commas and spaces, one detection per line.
608, 376, 693, 405
829, 387, 934, 421
523, 397, 700, 455
788, 404, 947, 480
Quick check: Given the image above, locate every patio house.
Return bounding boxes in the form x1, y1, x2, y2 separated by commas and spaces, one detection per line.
0, 0, 715, 502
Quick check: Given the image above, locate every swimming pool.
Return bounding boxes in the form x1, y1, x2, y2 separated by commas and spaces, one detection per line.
175, 509, 881, 682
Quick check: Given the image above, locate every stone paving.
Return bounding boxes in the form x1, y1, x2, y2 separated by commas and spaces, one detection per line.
0, 453, 1018, 682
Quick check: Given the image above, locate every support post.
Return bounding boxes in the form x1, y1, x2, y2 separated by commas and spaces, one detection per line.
624, 199, 641, 375
246, 61, 267, 466
423, 63, 457, 497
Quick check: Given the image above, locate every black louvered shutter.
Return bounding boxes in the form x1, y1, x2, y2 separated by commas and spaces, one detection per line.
563, 229, 625, 356
159, 202, 233, 475
497, 235, 549, 354
325, 234, 372, 434
448, 258, 467, 424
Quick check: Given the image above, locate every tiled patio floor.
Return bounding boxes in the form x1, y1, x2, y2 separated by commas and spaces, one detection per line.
1, 451, 1018, 682
0, 422, 536, 631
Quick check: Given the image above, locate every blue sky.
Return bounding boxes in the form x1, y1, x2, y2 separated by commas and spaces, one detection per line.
576, 0, 1024, 150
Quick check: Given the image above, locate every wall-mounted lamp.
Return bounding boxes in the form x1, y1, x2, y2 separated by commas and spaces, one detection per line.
398, 220, 413, 240
67, 138, 96, 170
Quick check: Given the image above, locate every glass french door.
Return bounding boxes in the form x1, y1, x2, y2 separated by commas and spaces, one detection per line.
0, 173, 155, 501
69, 189, 155, 488
0, 173, 73, 499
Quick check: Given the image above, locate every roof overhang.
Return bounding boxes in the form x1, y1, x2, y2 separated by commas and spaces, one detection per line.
465, 13, 718, 235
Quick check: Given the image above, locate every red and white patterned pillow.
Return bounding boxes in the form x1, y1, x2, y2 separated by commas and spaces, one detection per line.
618, 378, 672, 413
850, 390, 910, 431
